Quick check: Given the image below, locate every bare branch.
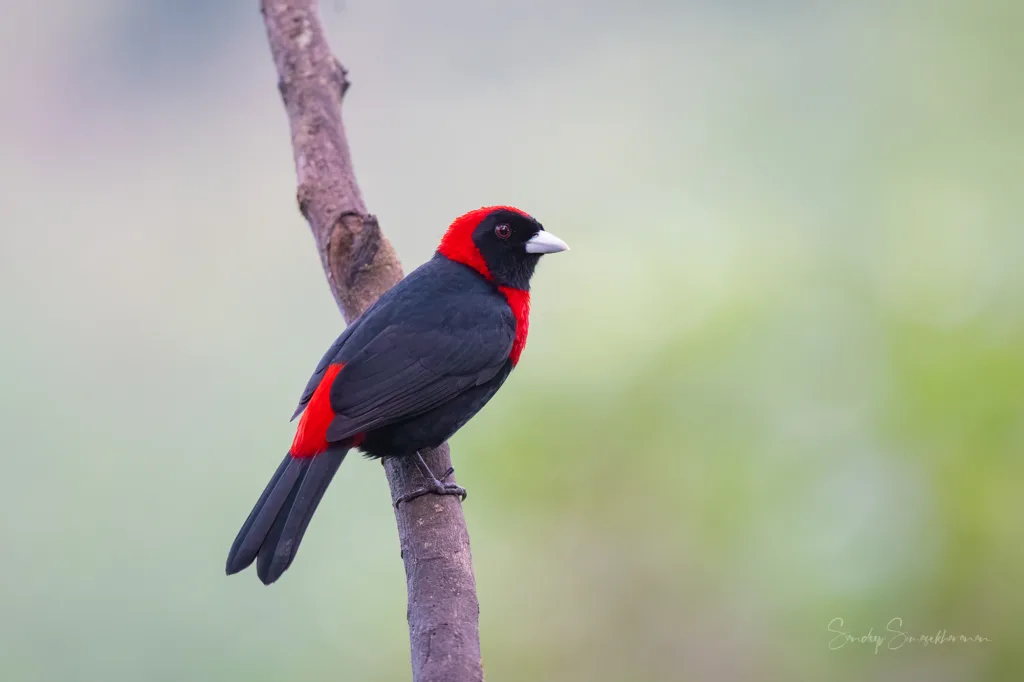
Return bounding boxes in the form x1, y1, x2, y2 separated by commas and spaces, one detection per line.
259, 2, 483, 680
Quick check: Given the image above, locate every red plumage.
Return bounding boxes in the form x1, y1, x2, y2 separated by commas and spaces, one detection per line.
498, 286, 530, 365
290, 363, 344, 457
439, 206, 536, 364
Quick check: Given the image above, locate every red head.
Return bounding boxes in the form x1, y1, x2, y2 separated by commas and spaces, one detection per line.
437, 206, 569, 291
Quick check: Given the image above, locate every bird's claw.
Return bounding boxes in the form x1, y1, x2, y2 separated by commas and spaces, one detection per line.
393, 451, 467, 508
393, 479, 467, 507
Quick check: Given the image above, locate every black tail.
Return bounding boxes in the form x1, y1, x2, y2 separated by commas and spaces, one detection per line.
225, 447, 347, 585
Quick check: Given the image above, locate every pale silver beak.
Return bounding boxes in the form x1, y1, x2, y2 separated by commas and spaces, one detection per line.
524, 231, 570, 254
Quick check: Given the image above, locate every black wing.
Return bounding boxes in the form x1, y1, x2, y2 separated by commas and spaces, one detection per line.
289, 325, 357, 420
289, 284, 398, 420
289, 260, 442, 420
324, 319, 513, 442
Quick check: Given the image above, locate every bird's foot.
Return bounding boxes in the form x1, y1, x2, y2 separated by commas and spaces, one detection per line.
393, 454, 468, 507
393, 477, 467, 507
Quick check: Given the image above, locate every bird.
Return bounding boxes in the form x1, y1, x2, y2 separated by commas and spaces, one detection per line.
225, 205, 569, 584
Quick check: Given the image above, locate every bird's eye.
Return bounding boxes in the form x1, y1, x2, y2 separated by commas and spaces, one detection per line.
494, 224, 512, 240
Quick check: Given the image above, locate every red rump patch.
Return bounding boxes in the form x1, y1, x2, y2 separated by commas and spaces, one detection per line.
498, 286, 531, 365
290, 363, 344, 458
436, 205, 532, 280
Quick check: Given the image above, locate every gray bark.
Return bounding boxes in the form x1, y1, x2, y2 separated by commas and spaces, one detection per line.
259, 3, 484, 680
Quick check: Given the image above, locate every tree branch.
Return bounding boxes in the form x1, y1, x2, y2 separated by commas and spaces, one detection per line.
259, 3, 483, 680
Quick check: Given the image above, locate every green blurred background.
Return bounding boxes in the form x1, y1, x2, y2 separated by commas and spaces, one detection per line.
2, 1, 1021, 680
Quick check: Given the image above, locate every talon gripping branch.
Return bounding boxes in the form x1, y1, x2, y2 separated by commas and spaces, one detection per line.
226, 206, 569, 585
